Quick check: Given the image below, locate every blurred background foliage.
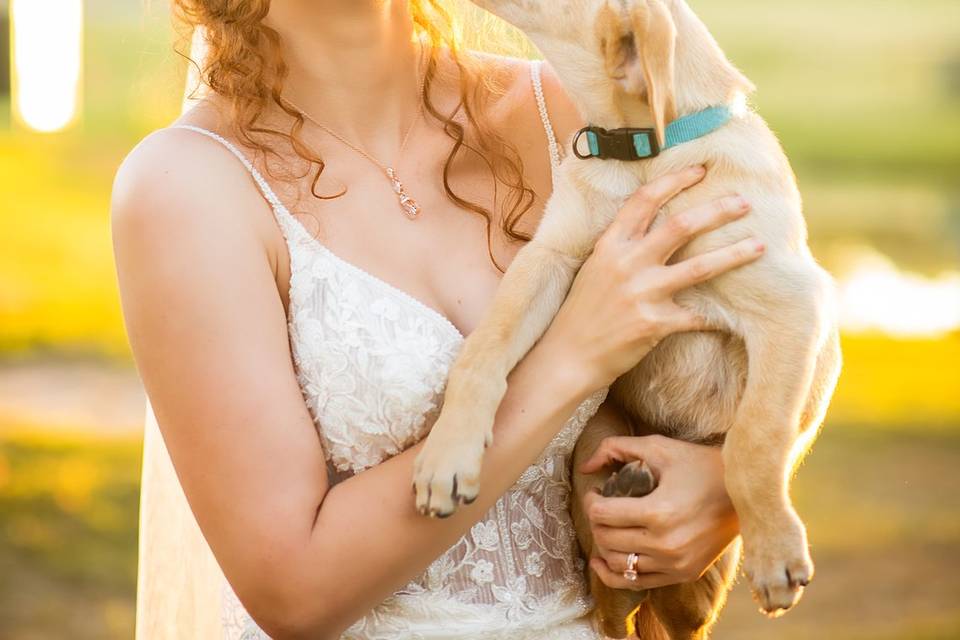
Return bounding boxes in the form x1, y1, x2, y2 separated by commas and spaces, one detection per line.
0, 0, 958, 638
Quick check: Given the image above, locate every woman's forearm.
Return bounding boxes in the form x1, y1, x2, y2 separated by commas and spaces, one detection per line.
265, 338, 593, 638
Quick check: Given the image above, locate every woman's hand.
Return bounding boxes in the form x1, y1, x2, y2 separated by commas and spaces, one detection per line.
580, 435, 740, 590
540, 165, 763, 394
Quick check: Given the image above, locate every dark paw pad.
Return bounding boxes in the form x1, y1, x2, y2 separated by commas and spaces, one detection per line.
601, 460, 658, 498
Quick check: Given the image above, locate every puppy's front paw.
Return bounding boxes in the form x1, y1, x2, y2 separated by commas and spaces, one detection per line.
412, 413, 491, 518
742, 519, 814, 617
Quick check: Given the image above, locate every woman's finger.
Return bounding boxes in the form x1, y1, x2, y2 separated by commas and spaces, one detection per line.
594, 524, 658, 555
579, 436, 652, 474
597, 548, 659, 574
658, 304, 713, 335
608, 166, 707, 240
641, 195, 751, 262
589, 557, 674, 591
588, 495, 659, 528
660, 237, 765, 293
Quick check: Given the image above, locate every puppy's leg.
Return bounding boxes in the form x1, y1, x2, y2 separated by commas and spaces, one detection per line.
646, 540, 741, 640
571, 407, 653, 639
413, 172, 615, 517
591, 570, 650, 640
414, 244, 581, 516
721, 267, 835, 615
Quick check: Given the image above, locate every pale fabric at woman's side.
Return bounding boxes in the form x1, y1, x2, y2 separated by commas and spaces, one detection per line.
136, 404, 223, 639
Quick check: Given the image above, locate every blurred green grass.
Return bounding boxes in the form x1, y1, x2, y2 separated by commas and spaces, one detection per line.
0, 431, 140, 640
698, 0, 960, 184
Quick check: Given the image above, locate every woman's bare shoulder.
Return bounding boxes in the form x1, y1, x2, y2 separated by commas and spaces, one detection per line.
470, 52, 583, 143
111, 101, 273, 247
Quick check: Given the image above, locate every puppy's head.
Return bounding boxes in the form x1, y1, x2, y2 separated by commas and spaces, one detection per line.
469, 0, 679, 143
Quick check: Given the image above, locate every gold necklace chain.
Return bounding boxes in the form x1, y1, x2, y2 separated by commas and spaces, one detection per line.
280, 53, 428, 220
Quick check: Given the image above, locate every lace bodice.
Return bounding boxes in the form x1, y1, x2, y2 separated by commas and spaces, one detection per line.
175, 61, 605, 640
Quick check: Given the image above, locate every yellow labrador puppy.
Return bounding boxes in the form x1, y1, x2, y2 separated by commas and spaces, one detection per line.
413, 1, 842, 637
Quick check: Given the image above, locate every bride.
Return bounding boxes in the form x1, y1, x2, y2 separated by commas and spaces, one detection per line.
112, 1, 757, 638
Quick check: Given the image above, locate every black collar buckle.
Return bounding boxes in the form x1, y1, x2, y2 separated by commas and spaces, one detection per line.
573, 126, 661, 161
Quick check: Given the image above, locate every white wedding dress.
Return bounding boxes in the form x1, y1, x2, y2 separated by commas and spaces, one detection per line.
135, 60, 606, 640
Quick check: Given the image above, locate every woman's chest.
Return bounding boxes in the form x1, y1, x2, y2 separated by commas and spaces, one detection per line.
271, 150, 546, 335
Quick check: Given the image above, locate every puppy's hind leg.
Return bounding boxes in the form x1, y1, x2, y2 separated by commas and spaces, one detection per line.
722, 267, 834, 616
571, 407, 656, 639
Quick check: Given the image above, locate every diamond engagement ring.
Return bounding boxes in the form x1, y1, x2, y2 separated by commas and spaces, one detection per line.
623, 552, 640, 581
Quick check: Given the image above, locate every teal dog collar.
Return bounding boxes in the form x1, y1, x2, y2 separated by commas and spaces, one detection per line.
573, 105, 734, 161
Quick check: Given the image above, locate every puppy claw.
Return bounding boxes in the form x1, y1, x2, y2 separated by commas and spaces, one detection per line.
413, 412, 489, 518
743, 525, 814, 617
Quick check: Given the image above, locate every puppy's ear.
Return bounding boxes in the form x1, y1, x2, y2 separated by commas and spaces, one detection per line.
597, 0, 677, 146
633, 0, 678, 146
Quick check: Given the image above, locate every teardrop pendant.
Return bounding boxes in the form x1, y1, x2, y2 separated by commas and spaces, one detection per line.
386, 168, 421, 219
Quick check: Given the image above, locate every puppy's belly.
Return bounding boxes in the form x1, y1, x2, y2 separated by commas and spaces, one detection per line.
611, 330, 748, 443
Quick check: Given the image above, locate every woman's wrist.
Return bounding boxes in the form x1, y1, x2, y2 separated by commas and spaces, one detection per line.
524, 332, 600, 403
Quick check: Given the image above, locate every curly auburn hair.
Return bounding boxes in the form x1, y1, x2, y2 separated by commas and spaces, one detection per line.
172, 0, 536, 269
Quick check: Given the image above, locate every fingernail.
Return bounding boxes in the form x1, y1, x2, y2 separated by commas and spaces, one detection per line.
694, 164, 707, 175
736, 196, 751, 211
753, 240, 766, 253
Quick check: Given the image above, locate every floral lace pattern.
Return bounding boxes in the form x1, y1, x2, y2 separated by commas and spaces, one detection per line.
174, 61, 605, 640
217, 209, 608, 639
285, 227, 464, 475
219, 209, 608, 639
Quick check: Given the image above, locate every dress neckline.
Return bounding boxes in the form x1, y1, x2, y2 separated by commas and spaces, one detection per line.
276, 201, 467, 343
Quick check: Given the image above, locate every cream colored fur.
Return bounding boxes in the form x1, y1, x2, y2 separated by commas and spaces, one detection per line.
413, 1, 842, 637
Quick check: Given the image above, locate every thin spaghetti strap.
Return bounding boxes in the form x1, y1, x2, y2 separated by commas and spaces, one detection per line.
169, 124, 288, 215
530, 60, 563, 171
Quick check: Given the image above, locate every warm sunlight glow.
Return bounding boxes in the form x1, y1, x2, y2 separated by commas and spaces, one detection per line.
838, 249, 960, 338
181, 26, 209, 113
730, 91, 749, 117
11, 0, 84, 133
